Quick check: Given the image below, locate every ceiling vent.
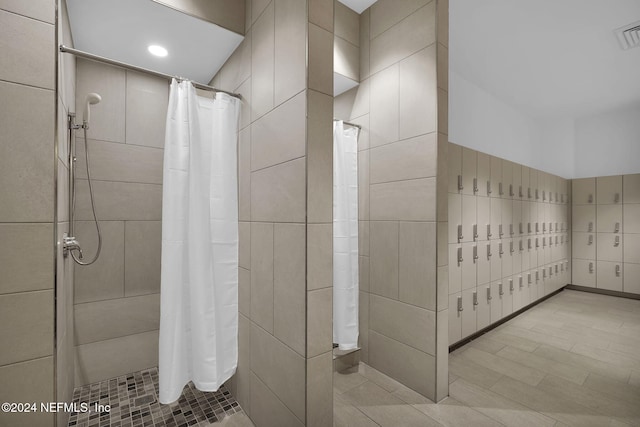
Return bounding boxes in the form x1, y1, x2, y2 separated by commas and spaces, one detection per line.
614, 21, 640, 50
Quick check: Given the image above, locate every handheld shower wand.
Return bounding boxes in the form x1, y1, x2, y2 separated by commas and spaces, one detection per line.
83, 92, 102, 129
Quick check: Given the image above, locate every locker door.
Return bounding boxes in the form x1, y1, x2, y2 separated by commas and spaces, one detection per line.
513, 201, 523, 237
462, 147, 477, 196
449, 244, 462, 294
624, 204, 640, 233
461, 242, 477, 291
597, 233, 623, 262
490, 240, 502, 282
544, 265, 555, 295
623, 173, 640, 204
449, 193, 462, 243
572, 232, 596, 260
596, 261, 623, 291
596, 205, 622, 234
513, 163, 522, 199
623, 263, 640, 294
502, 238, 513, 278
502, 277, 514, 316
512, 274, 523, 311
539, 172, 547, 202
477, 242, 491, 285
521, 238, 530, 271
530, 237, 538, 268
490, 280, 503, 322
449, 292, 462, 344
462, 194, 477, 243
573, 178, 596, 205
477, 197, 491, 241
477, 152, 491, 197
530, 202, 538, 235
522, 201, 531, 236
538, 267, 546, 298
512, 239, 522, 275
449, 143, 462, 194
572, 205, 596, 232
490, 156, 502, 199
476, 285, 491, 330
596, 175, 622, 205
502, 199, 512, 240
624, 234, 640, 264
461, 287, 477, 338
527, 270, 536, 303
572, 259, 596, 287
521, 166, 530, 200
490, 197, 501, 241
529, 169, 538, 201
502, 160, 513, 199
539, 237, 548, 267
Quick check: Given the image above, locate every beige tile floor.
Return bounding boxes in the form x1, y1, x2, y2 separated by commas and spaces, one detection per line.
334, 290, 640, 427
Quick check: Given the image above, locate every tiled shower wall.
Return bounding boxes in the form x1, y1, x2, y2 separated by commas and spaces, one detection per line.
571, 174, 640, 294
73, 58, 167, 386
334, 0, 449, 401
211, 0, 335, 425
0, 1, 56, 426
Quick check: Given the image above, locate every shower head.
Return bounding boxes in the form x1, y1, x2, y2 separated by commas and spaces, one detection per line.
82, 93, 102, 128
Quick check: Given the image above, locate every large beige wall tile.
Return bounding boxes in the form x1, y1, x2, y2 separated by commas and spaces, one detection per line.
307, 287, 333, 358
309, 0, 333, 32
335, 0, 359, 46
250, 372, 304, 427
369, 0, 431, 39
370, 178, 436, 221
0, 357, 54, 427
399, 221, 437, 309
251, 158, 306, 222
307, 90, 333, 223
0, 224, 52, 294
334, 36, 360, 82
239, 128, 251, 221
307, 223, 332, 290
250, 323, 306, 421
0, 82, 54, 222
359, 255, 370, 292
370, 294, 436, 354
309, 23, 334, 96
75, 330, 158, 386
437, 43, 449, 92
359, 291, 370, 363
239, 221, 251, 269
238, 77, 252, 129
154, 0, 245, 35
251, 222, 274, 333
369, 64, 399, 148
74, 220, 125, 303
236, 314, 251, 415
359, 9, 371, 80
57, 159, 70, 222
75, 139, 163, 184
370, 133, 437, 184
74, 294, 159, 345
239, 267, 250, 317
399, 46, 437, 140
307, 352, 333, 427
251, 91, 306, 171
251, 1, 274, 121
125, 71, 168, 148
0, 10, 54, 89
251, 0, 271, 26
124, 221, 161, 296
623, 204, 640, 233
0, 290, 53, 366
0, 0, 54, 22
334, 87, 357, 121
358, 149, 370, 220
437, 0, 449, 48
273, 223, 306, 356
76, 59, 126, 143
359, 221, 370, 256
623, 174, 640, 203
370, 221, 399, 299
215, 32, 251, 91
274, 0, 305, 105
74, 180, 162, 221
369, 330, 436, 400
369, 2, 436, 75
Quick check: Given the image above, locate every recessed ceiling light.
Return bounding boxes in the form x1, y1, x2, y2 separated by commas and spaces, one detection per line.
148, 45, 168, 57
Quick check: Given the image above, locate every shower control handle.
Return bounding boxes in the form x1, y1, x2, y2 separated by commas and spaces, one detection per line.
62, 233, 83, 259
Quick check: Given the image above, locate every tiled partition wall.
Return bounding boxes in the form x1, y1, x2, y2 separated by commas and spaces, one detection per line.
211, 0, 335, 425
571, 174, 640, 294
334, 0, 449, 401
448, 144, 572, 345
72, 59, 167, 386
0, 1, 56, 426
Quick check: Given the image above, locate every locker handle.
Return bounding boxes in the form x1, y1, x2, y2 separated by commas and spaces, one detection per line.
615, 265, 621, 277
519, 223, 523, 234
487, 244, 492, 258
519, 240, 524, 251
458, 175, 463, 191
614, 193, 620, 204
509, 279, 514, 292
473, 291, 478, 306
549, 267, 553, 276
535, 189, 539, 200
536, 238, 539, 248
528, 187, 532, 199
555, 222, 558, 232
588, 221, 593, 232
519, 186, 523, 198
528, 273, 532, 284
614, 222, 620, 233
588, 235, 593, 245
510, 224, 514, 236
487, 224, 492, 239
528, 222, 532, 233
499, 283, 504, 296
499, 182, 504, 196
487, 287, 492, 301
561, 194, 564, 203
543, 223, 546, 232
543, 237, 546, 247
487, 181, 492, 195
510, 241, 514, 253
528, 238, 532, 249
519, 276, 523, 288
458, 224, 463, 242
457, 247, 463, 265
473, 245, 479, 261
589, 262, 594, 273
614, 236, 620, 247
536, 271, 539, 281
543, 190, 546, 201
555, 264, 559, 273
499, 224, 504, 237
473, 224, 478, 241
509, 184, 514, 197
457, 296, 463, 312
549, 222, 553, 232
536, 222, 539, 233
499, 243, 504, 255
561, 263, 564, 271
473, 178, 478, 194
555, 192, 558, 202
588, 194, 593, 204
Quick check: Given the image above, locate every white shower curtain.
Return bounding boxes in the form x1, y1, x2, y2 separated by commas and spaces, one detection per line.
333, 120, 359, 350
159, 79, 241, 404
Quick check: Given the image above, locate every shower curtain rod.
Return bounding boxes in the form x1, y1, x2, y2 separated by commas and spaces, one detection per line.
59, 45, 242, 99
333, 119, 361, 129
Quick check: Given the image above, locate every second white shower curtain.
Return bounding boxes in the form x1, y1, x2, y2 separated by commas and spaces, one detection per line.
333, 121, 359, 350
159, 80, 241, 404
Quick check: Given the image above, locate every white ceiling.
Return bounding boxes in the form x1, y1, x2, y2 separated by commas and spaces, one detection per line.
66, 0, 243, 85
338, 0, 377, 14
450, 0, 640, 119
